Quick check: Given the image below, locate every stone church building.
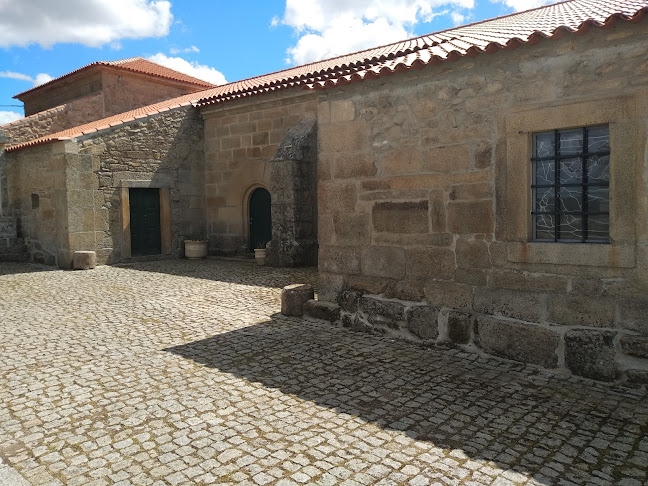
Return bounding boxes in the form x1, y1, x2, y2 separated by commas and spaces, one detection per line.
1, 0, 647, 384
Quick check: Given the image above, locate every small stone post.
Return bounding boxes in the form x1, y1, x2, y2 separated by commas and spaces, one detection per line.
281, 284, 314, 317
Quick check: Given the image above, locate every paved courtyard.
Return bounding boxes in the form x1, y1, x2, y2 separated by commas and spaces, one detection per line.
0, 260, 647, 486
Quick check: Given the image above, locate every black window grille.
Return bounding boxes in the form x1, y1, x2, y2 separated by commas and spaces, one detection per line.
531, 125, 610, 243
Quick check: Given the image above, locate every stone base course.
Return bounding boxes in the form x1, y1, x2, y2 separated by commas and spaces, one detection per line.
1, 260, 647, 486
303, 291, 648, 384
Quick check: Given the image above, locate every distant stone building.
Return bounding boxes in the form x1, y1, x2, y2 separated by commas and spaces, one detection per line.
1, 0, 647, 384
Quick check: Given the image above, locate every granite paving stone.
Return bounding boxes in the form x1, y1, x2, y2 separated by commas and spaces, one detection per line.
0, 260, 647, 485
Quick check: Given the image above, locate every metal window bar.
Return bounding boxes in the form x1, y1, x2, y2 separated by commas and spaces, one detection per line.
531, 126, 610, 243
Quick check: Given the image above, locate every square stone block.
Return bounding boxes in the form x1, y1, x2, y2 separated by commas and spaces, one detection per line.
73, 250, 97, 270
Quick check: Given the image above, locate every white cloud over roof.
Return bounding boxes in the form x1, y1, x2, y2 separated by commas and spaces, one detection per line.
0, 0, 173, 48
281, 0, 474, 65
147, 54, 227, 86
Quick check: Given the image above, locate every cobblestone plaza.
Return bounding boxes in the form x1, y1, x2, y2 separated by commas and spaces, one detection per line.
1, 260, 647, 485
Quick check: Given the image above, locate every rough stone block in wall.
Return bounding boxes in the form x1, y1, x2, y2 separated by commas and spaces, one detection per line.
455, 238, 491, 269
476, 316, 560, 369
473, 288, 543, 323
422, 144, 471, 172
334, 154, 376, 179
564, 330, 618, 382
333, 213, 371, 246
380, 148, 422, 175
359, 295, 405, 330
446, 311, 472, 344
372, 200, 428, 234
405, 247, 455, 280
619, 335, 648, 359
337, 289, 363, 313
406, 305, 439, 341
548, 295, 615, 328
447, 200, 493, 234
424, 281, 473, 310
360, 246, 406, 279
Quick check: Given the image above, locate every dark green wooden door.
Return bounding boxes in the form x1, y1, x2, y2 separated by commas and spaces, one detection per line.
129, 188, 161, 256
249, 188, 271, 251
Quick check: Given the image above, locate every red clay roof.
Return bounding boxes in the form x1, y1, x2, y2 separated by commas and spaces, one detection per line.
5, 0, 648, 153
13, 57, 215, 100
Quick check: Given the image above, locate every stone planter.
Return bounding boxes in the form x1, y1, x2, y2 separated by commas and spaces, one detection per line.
184, 240, 208, 259
254, 248, 267, 265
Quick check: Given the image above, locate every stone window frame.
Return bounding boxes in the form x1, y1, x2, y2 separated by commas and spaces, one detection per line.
504, 95, 639, 268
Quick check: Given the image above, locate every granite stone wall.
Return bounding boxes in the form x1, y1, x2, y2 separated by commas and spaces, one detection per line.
201, 91, 318, 255
314, 20, 648, 383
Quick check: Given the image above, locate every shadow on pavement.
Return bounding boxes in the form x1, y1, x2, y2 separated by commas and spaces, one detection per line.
116, 258, 319, 291
0, 262, 56, 277
165, 315, 648, 485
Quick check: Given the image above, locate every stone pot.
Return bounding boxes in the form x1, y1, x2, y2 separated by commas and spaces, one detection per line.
254, 248, 267, 265
184, 240, 208, 259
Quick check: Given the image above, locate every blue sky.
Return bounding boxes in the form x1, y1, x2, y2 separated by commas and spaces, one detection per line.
0, 0, 551, 125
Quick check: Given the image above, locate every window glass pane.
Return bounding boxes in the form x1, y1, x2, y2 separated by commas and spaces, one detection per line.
559, 187, 582, 213
587, 125, 610, 153
534, 132, 554, 158
558, 129, 583, 156
559, 158, 582, 185
558, 214, 583, 241
534, 214, 555, 240
534, 160, 555, 185
534, 187, 555, 213
587, 215, 609, 242
586, 155, 610, 183
588, 187, 610, 213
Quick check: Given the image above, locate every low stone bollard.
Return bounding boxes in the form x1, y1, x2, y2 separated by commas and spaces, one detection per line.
73, 251, 97, 270
281, 284, 314, 317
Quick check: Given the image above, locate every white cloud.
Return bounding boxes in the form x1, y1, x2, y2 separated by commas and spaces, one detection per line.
490, 0, 553, 12
0, 111, 23, 125
451, 11, 465, 24
280, 0, 475, 65
169, 45, 200, 55
147, 53, 227, 85
0, 71, 53, 87
0, 0, 173, 48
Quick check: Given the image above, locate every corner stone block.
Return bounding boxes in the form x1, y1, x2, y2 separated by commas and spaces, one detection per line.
303, 299, 341, 323
565, 330, 618, 382
281, 284, 315, 317
406, 305, 439, 341
476, 316, 560, 369
73, 251, 97, 270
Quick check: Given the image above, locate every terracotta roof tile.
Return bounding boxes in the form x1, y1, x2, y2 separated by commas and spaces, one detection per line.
5, 0, 647, 153
13, 57, 215, 99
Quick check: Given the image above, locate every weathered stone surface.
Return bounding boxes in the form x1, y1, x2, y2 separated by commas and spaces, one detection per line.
476, 316, 560, 368
372, 200, 429, 234
449, 183, 492, 201
303, 299, 341, 323
337, 289, 363, 313
423, 144, 471, 172
474, 288, 543, 323
618, 299, 648, 335
333, 213, 371, 245
548, 295, 615, 328
360, 295, 405, 329
447, 311, 472, 344
425, 281, 473, 310
72, 250, 97, 270
406, 305, 439, 340
619, 334, 648, 359
281, 284, 315, 317
361, 246, 406, 279
319, 246, 361, 274
405, 247, 455, 279
491, 271, 569, 294
456, 238, 491, 269
447, 200, 493, 234
381, 147, 422, 175
334, 153, 376, 179
565, 330, 618, 382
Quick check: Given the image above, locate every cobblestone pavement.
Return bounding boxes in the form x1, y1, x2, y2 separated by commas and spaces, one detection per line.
1, 260, 647, 486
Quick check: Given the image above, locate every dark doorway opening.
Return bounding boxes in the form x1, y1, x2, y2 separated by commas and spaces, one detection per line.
249, 188, 272, 252
129, 188, 161, 256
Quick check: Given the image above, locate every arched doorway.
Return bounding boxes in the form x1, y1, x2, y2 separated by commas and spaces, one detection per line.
249, 188, 271, 251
